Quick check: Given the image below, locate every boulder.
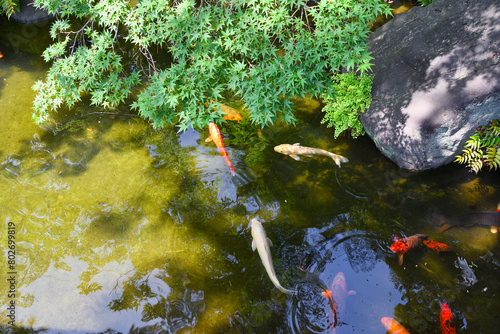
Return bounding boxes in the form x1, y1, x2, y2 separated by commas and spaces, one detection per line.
11, 0, 53, 24
361, 0, 500, 171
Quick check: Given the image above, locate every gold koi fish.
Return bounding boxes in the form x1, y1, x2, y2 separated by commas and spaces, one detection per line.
274, 143, 349, 167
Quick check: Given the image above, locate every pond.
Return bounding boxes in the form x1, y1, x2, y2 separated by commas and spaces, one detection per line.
1, 14, 500, 334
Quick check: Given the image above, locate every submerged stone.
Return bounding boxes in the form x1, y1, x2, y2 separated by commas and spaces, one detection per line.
362, 0, 500, 170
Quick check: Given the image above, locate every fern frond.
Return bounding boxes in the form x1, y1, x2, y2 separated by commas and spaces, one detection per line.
488, 120, 500, 137
1, 0, 19, 18
470, 160, 483, 174
486, 147, 500, 171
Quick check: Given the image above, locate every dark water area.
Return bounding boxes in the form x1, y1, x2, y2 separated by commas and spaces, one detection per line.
1, 8, 500, 334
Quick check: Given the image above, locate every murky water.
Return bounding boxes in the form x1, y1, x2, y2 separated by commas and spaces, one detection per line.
1, 14, 500, 334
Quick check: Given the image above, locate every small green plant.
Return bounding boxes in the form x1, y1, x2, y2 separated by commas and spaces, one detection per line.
320, 72, 373, 138
455, 120, 500, 173
418, 0, 435, 6
1, 0, 19, 18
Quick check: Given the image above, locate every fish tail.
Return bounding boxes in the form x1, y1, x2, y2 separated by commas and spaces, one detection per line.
331, 153, 349, 167
274, 280, 295, 294
434, 223, 452, 233
423, 240, 453, 253
433, 214, 452, 233
271, 277, 295, 294
277, 286, 296, 294
222, 154, 235, 176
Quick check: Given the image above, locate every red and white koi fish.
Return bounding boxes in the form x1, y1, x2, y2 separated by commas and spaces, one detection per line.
321, 272, 355, 330
205, 122, 235, 176
381, 317, 410, 334
440, 303, 456, 334
389, 234, 452, 266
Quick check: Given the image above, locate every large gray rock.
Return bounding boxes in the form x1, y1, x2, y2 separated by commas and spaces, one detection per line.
361, 0, 500, 171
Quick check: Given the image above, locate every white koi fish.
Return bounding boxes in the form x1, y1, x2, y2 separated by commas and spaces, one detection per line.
251, 219, 295, 294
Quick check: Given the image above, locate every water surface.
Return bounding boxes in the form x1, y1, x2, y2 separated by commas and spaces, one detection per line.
1, 20, 500, 334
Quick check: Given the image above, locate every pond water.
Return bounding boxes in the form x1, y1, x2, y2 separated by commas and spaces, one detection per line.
1, 14, 500, 334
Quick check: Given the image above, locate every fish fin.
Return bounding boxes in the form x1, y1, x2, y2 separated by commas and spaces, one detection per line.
252, 240, 256, 251
305, 155, 314, 157
398, 254, 404, 266
348, 290, 356, 296
293, 143, 300, 146
322, 290, 332, 299
290, 154, 301, 161
205, 136, 213, 143
267, 238, 273, 247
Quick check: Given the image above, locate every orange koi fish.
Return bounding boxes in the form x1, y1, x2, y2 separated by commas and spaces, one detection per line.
321, 272, 355, 329
203, 100, 243, 121
440, 303, 456, 334
205, 122, 235, 176
381, 317, 410, 334
390, 234, 428, 266
220, 104, 242, 121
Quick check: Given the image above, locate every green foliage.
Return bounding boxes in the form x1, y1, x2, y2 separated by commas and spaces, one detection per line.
33, 30, 141, 124
1, 0, 19, 18
320, 72, 373, 138
418, 0, 435, 6
32, 0, 391, 130
455, 120, 500, 173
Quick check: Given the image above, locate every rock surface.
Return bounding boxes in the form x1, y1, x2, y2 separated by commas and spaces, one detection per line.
11, 0, 53, 24
361, 0, 500, 171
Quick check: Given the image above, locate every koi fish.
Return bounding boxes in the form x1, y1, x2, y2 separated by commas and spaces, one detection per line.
434, 207, 500, 234
251, 219, 295, 294
440, 303, 456, 334
205, 122, 235, 176
390, 234, 452, 265
381, 317, 410, 334
203, 100, 243, 121
274, 143, 349, 167
220, 104, 242, 121
390, 234, 428, 266
0, 51, 3, 59
422, 240, 453, 253
321, 289, 337, 328
321, 272, 355, 329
